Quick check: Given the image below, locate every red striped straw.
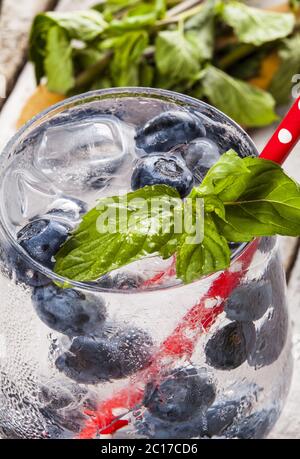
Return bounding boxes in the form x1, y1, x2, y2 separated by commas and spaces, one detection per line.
260, 97, 300, 164
75, 97, 300, 439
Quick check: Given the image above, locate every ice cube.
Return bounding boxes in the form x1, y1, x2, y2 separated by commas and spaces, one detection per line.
3, 169, 58, 227
34, 116, 132, 192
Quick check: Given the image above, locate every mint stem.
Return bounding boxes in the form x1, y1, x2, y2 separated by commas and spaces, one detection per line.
72, 51, 112, 91
218, 43, 256, 70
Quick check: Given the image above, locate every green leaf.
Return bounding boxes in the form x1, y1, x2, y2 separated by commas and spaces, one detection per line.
74, 47, 104, 70
201, 65, 278, 127
185, 21, 214, 62
107, 12, 157, 34
54, 150, 300, 284
192, 149, 251, 201
44, 26, 74, 94
176, 213, 230, 283
269, 34, 300, 104
184, 0, 215, 61
29, 10, 107, 85
102, 30, 149, 86
43, 10, 108, 41
155, 30, 201, 86
221, 1, 295, 46
54, 185, 182, 282
215, 156, 300, 240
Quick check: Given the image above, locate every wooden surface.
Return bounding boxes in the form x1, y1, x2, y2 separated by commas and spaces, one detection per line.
0, 0, 300, 440
0, 0, 58, 110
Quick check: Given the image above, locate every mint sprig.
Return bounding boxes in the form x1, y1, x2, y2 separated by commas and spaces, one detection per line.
54, 150, 300, 284
29, 0, 299, 128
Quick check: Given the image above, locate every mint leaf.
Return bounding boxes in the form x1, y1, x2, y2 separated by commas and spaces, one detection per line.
216, 157, 300, 241
194, 151, 300, 241
184, 1, 216, 62
29, 10, 107, 85
155, 30, 201, 86
201, 66, 278, 127
192, 149, 251, 201
44, 26, 74, 94
54, 150, 300, 285
43, 10, 108, 41
269, 34, 300, 105
176, 213, 230, 283
101, 30, 149, 86
221, 1, 295, 46
54, 185, 182, 282
185, 21, 214, 62
107, 12, 157, 33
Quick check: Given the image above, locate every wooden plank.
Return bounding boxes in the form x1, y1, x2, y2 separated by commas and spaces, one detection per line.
269, 248, 300, 438
0, 0, 58, 109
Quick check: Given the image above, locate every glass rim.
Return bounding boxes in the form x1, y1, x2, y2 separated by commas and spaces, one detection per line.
0, 87, 259, 294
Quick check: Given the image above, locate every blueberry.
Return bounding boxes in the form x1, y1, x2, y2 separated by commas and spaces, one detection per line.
18, 219, 69, 268
225, 409, 277, 439
184, 138, 220, 182
134, 410, 206, 439
39, 382, 96, 436
205, 400, 240, 437
131, 155, 194, 198
224, 280, 272, 322
248, 257, 288, 368
55, 327, 153, 384
97, 271, 145, 290
144, 366, 216, 423
7, 246, 49, 288
248, 306, 288, 368
12, 219, 69, 287
204, 121, 253, 158
32, 284, 106, 337
135, 110, 206, 154
205, 321, 255, 370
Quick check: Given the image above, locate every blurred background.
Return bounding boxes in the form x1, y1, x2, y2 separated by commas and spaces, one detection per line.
0, 0, 300, 438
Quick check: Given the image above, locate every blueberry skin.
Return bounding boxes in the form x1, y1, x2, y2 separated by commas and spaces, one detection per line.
97, 271, 145, 290
18, 219, 69, 269
144, 366, 216, 423
134, 410, 206, 439
224, 280, 272, 322
225, 409, 277, 439
248, 256, 288, 368
55, 328, 153, 384
11, 219, 69, 287
135, 110, 206, 154
32, 284, 107, 337
205, 321, 255, 370
131, 155, 194, 198
184, 138, 220, 182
